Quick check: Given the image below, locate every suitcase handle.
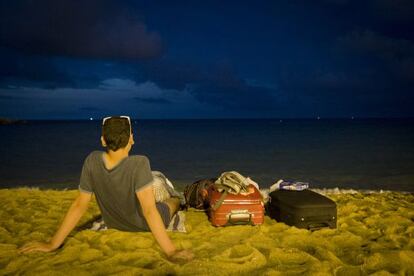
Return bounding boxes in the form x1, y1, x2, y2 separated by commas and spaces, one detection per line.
227, 211, 252, 225
307, 222, 329, 231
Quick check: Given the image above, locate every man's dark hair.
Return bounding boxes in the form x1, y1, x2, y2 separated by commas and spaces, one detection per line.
102, 117, 131, 151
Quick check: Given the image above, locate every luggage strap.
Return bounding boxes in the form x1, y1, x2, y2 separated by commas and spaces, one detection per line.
211, 187, 229, 211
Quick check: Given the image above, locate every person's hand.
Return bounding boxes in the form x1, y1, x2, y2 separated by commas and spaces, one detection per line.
18, 241, 58, 254
168, 249, 194, 263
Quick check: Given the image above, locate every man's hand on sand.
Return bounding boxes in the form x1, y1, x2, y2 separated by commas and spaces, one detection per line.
169, 249, 194, 263
18, 241, 58, 254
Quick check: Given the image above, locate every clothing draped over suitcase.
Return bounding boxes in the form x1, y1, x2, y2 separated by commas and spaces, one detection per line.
207, 171, 265, 227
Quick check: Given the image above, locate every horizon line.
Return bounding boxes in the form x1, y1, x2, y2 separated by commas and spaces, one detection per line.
4, 116, 414, 121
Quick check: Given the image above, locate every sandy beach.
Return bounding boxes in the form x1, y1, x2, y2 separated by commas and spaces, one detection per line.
0, 188, 413, 275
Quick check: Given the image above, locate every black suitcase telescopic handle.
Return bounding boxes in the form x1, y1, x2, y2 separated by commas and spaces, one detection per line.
307, 222, 330, 230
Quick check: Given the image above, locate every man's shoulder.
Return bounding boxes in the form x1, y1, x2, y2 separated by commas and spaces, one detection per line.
124, 155, 151, 172
127, 155, 150, 164
88, 150, 103, 158
84, 151, 103, 164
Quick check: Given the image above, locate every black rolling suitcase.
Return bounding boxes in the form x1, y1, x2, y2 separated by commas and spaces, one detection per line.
267, 189, 337, 230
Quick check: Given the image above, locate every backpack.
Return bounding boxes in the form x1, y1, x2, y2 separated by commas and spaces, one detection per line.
183, 178, 216, 210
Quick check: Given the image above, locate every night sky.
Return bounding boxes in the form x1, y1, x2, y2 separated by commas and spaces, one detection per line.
0, 0, 413, 119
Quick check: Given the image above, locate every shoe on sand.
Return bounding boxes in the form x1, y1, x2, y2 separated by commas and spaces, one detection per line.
90, 219, 108, 231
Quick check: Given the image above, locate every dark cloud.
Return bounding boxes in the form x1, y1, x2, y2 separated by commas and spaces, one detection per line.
0, 49, 75, 89
275, 37, 414, 117
0, 0, 163, 60
140, 61, 204, 91
265, 28, 414, 117
371, 0, 414, 22
0, 48, 110, 89
337, 30, 414, 83
0, 95, 18, 100
318, 0, 414, 21
133, 96, 171, 104
0, 1, 413, 119
278, 73, 413, 117
188, 66, 279, 111
137, 61, 280, 111
338, 30, 414, 59
279, 71, 361, 94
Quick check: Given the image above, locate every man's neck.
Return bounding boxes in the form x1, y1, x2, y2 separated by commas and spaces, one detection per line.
103, 149, 129, 169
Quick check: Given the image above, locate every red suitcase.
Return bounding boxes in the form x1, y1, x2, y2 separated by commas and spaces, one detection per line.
208, 184, 264, 226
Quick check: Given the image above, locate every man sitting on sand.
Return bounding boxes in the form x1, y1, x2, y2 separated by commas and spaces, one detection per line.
19, 116, 194, 262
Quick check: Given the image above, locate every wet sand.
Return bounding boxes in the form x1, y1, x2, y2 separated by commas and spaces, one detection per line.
0, 188, 413, 275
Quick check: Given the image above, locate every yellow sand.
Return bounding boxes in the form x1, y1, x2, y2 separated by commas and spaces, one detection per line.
0, 188, 414, 275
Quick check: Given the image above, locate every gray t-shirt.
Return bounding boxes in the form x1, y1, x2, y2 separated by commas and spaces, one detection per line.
79, 151, 154, 231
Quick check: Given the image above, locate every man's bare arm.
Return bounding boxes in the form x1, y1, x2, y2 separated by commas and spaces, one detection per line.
19, 192, 92, 253
136, 185, 176, 256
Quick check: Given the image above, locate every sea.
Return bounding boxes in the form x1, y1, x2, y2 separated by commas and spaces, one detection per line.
0, 119, 413, 192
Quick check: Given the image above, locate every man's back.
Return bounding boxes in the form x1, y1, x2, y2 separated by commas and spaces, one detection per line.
79, 151, 154, 231
19, 116, 194, 262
